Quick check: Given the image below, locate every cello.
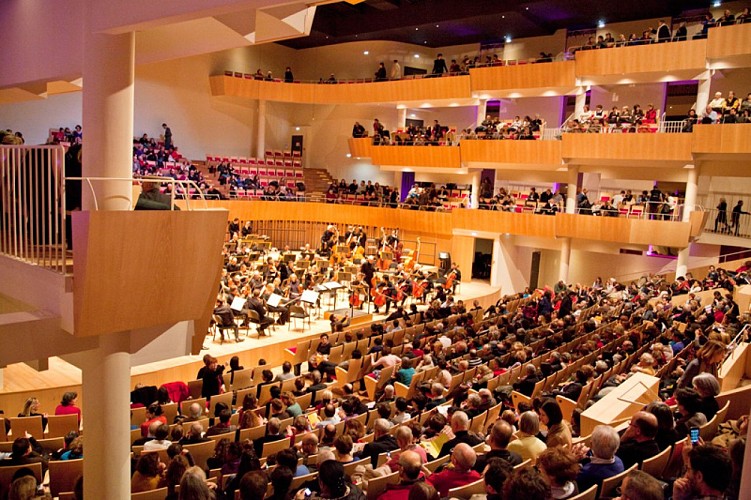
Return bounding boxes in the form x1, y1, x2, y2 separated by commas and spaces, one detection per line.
444, 267, 457, 291
406, 237, 421, 272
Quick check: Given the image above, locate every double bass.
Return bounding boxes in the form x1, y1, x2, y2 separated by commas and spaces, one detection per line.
405, 237, 421, 272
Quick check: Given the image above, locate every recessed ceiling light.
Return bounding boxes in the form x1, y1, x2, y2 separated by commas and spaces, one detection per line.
525, 7, 529, 10
363, 50, 369, 55
414, 54, 420, 58
295, 127, 300, 131
436, 25, 439, 28
597, 19, 606, 28
502, 15, 505, 19
424, 41, 428, 44
415, 28, 419, 31
713, 1, 721, 6
505, 35, 512, 43
346, 153, 351, 158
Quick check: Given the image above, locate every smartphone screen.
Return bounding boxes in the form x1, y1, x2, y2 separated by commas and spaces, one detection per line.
690, 427, 700, 444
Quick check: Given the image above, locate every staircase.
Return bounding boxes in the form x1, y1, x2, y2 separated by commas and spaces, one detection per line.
303, 168, 336, 196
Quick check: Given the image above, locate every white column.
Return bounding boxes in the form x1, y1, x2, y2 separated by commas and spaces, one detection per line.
397, 108, 407, 130
476, 99, 488, 128
81, 23, 134, 211
393, 171, 403, 195
490, 238, 503, 289
82, 332, 131, 499
256, 99, 267, 159
696, 77, 712, 116
470, 171, 480, 209
566, 165, 579, 214
559, 238, 571, 283
682, 165, 700, 222
574, 88, 587, 120
676, 164, 700, 279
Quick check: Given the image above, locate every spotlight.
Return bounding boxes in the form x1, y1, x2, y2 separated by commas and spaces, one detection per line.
598, 19, 606, 28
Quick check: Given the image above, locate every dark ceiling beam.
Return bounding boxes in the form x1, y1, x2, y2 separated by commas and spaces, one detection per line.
320, 0, 511, 37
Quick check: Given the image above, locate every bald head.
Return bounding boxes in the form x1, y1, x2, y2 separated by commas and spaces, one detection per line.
451, 411, 470, 432
451, 443, 476, 471
395, 425, 413, 448
189, 402, 202, 418
489, 420, 514, 449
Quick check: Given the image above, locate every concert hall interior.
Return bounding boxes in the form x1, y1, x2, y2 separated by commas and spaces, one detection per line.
2, 0, 751, 498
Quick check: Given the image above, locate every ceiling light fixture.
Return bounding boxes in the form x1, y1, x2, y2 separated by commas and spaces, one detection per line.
505, 35, 512, 43
363, 50, 369, 55
598, 19, 606, 28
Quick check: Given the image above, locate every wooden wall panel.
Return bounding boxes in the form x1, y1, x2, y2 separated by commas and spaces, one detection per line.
707, 23, 751, 60
692, 124, 751, 154
469, 61, 576, 91
451, 209, 557, 238
460, 140, 563, 166
211, 75, 471, 104
574, 40, 707, 76
71, 210, 228, 337
370, 146, 461, 168
561, 133, 694, 163
555, 214, 691, 247
348, 138, 374, 158
451, 235, 475, 282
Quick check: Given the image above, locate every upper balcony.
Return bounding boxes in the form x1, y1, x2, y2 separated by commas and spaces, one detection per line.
468, 61, 578, 97
212, 24, 751, 106
573, 39, 708, 86
210, 73, 472, 106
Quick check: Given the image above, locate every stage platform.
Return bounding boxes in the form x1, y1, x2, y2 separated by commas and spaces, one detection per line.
0, 280, 501, 412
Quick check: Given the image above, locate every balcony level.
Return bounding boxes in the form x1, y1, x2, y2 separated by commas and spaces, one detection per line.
350, 125, 751, 182
202, 200, 699, 249
212, 23, 751, 105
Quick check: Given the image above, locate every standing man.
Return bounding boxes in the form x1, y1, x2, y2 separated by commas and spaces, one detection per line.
731, 200, 749, 236
715, 198, 728, 232
432, 53, 448, 76
390, 59, 402, 80
162, 123, 172, 149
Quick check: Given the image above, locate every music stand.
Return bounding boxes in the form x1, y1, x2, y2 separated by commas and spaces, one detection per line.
301, 290, 320, 319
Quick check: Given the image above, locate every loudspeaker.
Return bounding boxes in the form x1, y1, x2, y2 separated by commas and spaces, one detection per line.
529, 251, 541, 289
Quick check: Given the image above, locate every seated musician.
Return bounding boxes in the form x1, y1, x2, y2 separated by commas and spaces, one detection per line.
396, 271, 413, 307
445, 263, 461, 294
286, 274, 303, 300
213, 298, 241, 342
248, 270, 265, 291
349, 240, 365, 263
262, 283, 290, 325
246, 288, 274, 336
373, 275, 396, 315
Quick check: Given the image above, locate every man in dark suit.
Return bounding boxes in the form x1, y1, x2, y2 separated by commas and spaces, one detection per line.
358, 418, 398, 467
437, 411, 483, 458
432, 53, 448, 75
247, 288, 274, 336
512, 364, 540, 397
616, 412, 661, 469
252, 418, 287, 457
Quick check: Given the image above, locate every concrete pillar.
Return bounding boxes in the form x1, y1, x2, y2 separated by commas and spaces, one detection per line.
397, 108, 407, 130
696, 77, 712, 116
559, 237, 571, 283
566, 165, 579, 214
676, 164, 700, 279
682, 165, 700, 222
574, 88, 587, 120
81, 24, 134, 211
470, 171, 480, 209
476, 99, 488, 128
82, 332, 131, 499
393, 171, 402, 192
256, 99, 267, 159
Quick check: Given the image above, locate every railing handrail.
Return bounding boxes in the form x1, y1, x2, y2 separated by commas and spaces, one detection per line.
64, 177, 209, 211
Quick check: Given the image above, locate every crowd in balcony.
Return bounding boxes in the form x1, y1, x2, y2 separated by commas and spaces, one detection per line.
562, 104, 660, 135
325, 179, 399, 207
479, 183, 684, 221
0, 128, 24, 145
45, 125, 82, 145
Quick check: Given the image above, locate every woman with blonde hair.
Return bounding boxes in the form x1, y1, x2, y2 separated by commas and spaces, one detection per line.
18, 397, 48, 430
507, 411, 547, 463
678, 339, 726, 388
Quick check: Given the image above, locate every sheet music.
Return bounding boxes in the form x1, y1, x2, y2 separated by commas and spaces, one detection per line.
301, 290, 319, 304
230, 296, 247, 311
267, 293, 282, 308
323, 281, 343, 290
